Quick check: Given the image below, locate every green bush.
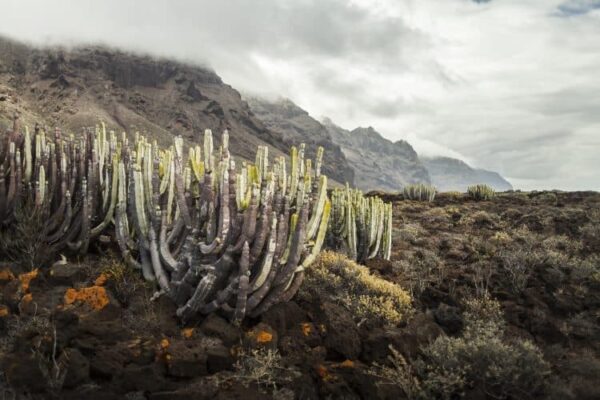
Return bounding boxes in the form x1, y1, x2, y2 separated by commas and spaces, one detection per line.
417, 297, 550, 399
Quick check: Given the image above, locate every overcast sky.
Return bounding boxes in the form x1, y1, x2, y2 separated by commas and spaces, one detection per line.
1, 0, 599, 190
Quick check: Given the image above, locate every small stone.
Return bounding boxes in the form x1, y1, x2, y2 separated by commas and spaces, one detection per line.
59, 348, 90, 388
3, 353, 47, 392
434, 303, 464, 334
48, 263, 87, 286
199, 314, 240, 346
166, 340, 208, 378
206, 342, 234, 373
317, 302, 361, 360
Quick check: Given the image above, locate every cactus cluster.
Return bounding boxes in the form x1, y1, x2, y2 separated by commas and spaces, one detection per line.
0, 121, 331, 323
403, 183, 436, 202
467, 184, 496, 201
327, 186, 393, 264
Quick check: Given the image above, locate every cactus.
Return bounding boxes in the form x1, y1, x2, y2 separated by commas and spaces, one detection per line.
403, 183, 436, 202
467, 184, 496, 201
0, 124, 335, 323
327, 185, 393, 264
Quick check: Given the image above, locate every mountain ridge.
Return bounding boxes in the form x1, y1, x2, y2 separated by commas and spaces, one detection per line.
0, 35, 352, 185
0, 35, 511, 192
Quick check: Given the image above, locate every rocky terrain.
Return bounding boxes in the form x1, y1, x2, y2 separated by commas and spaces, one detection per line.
423, 156, 513, 192
1, 190, 599, 399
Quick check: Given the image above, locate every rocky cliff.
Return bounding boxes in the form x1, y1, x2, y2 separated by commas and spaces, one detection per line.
323, 119, 431, 192
245, 97, 355, 186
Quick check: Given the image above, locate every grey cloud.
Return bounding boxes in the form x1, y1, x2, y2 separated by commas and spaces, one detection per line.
0, 0, 599, 190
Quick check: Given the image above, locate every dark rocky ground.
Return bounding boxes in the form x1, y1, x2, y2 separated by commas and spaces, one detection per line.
1, 190, 599, 399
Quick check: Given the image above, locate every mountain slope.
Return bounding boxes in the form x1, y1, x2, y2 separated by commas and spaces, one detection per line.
423, 156, 513, 191
245, 97, 355, 186
0, 36, 292, 166
0, 36, 359, 184
323, 119, 431, 192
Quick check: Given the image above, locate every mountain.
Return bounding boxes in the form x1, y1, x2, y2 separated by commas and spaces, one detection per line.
0, 36, 350, 180
323, 119, 431, 192
0, 36, 511, 192
423, 156, 513, 192
244, 97, 355, 186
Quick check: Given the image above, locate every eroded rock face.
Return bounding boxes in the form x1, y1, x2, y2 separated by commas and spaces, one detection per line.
246, 97, 356, 186
324, 119, 432, 192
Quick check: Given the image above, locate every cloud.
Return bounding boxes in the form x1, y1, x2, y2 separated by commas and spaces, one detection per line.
556, 0, 600, 16
0, 0, 599, 190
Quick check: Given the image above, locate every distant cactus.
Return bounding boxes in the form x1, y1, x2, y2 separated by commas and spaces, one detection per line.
327, 185, 393, 264
403, 183, 436, 202
468, 184, 496, 201
0, 121, 332, 323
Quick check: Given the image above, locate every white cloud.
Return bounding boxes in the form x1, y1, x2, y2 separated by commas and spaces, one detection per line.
1, 0, 599, 190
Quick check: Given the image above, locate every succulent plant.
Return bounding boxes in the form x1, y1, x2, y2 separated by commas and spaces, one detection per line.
327, 185, 393, 264
403, 183, 436, 202
0, 120, 332, 323
468, 184, 496, 201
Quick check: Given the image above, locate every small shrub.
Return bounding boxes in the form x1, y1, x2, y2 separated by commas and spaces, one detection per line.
497, 248, 536, 294
465, 210, 498, 228
490, 231, 512, 245
467, 184, 496, 201
368, 345, 425, 399
422, 208, 451, 224
403, 184, 436, 202
302, 251, 412, 326
393, 250, 445, 296
0, 201, 56, 270
100, 257, 145, 306
396, 223, 427, 245
570, 256, 600, 286
233, 348, 287, 390
418, 297, 550, 399
542, 235, 582, 256
580, 223, 600, 254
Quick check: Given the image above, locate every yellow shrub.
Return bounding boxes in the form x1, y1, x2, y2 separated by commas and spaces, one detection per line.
303, 251, 412, 326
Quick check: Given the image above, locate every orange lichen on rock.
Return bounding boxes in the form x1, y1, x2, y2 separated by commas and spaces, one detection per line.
315, 364, 333, 381
255, 330, 273, 343
0, 305, 9, 317
94, 273, 108, 286
338, 360, 355, 368
301, 322, 312, 336
0, 269, 15, 282
18, 269, 38, 291
21, 293, 33, 304
181, 328, 194, 339
64, 286, 109, 310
